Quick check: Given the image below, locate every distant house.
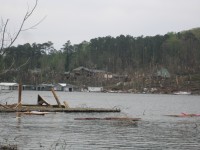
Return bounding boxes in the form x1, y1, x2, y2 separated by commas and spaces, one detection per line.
36, 84, 54, 91
0, 82, 18, 90
72, 66, 106, 77
54, 83, 74, 92
155, 67, 171, 78
88, 87, 103, 92
73, 66, 91, 76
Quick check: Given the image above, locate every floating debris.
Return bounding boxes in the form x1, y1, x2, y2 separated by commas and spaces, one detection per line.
22, 111, 51, 115
74, 117, 141, 121
165, 113, 200, 117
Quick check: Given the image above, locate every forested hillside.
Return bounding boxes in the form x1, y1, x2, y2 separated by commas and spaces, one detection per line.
0, 28, 200, 92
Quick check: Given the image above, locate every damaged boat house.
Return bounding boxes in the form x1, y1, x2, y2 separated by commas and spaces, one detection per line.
0, 82, 18, 90
53, 83, 74, 92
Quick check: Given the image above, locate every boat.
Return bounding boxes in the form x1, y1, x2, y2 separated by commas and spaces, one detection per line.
173, 91, 191, 95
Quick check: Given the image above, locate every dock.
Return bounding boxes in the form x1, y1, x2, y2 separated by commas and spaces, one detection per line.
0, 84, 120, 113
0, 105, 120, 113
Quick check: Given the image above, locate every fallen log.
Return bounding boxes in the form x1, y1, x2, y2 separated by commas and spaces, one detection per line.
23, 111, 51, 115
74, 117, 141, 121
104, 117, 141, 121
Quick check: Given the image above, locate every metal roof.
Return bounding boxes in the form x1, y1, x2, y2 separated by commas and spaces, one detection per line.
58, 83, 67, 87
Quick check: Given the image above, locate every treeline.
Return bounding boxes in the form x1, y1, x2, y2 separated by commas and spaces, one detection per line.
1, 28, 200, 84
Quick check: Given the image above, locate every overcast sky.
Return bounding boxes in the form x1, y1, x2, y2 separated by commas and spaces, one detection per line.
1, 0, 200, 49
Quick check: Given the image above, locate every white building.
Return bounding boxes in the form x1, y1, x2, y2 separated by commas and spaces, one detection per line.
0, 82, 18, 90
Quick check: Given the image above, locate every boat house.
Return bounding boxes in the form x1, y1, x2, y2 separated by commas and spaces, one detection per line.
53, 83, 74, 92
22, 85, 35, 90
0, 82, 18, 90
36, 84, 54, 91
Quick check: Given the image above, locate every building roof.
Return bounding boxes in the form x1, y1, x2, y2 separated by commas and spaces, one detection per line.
73, 66, 90, 72
58, 83, 67, 87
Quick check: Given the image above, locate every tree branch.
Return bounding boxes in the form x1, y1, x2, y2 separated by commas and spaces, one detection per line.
0, 58, 15, 75
0, 19, 9, 53
22, 15, 47, 31
6, 0, 38, 50
16, 57, 30, 71
0, 0, 39, 57
0, 57, 30, 75
0, 0, 41, 75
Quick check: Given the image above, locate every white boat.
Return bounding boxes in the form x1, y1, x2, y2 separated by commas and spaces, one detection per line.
173, 91, 191, 95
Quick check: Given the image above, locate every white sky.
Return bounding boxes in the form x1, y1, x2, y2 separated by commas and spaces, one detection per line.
1, 0, 200, 49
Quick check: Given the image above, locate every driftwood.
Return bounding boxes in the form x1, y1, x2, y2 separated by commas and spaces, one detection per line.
14, 102, 22, 109
0, 104, 17, 111
165, 113, 200, 117
23, 111, 50, 115
0, 104, 10, 109
63, 101, 69, 108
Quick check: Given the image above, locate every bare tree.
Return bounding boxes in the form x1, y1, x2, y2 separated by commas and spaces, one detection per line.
0, 0, 44, 74
0, 1, 41, 148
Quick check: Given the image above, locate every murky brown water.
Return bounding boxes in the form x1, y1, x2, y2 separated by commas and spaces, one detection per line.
0, 91, 200, 149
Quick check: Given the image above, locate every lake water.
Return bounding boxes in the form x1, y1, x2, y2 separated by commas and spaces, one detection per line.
0, 91, 200, 149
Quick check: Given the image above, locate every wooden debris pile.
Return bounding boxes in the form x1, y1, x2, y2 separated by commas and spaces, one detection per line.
0, 84, 120, 113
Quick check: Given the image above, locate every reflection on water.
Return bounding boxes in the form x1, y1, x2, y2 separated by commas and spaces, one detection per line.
0, 91, 200, 149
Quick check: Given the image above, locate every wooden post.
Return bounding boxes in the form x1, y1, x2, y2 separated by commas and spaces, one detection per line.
51, 88, 61, 108
18, 82, 22, 104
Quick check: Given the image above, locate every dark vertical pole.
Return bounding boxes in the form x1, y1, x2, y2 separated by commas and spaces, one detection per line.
18, 82, 22, 104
